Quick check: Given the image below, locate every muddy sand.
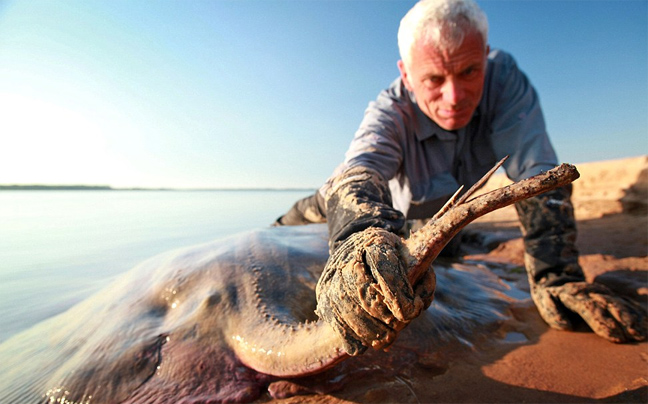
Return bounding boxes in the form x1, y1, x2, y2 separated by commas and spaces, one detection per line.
266, 156, 648, 404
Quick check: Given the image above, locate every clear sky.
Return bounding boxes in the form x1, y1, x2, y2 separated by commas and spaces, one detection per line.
0, 0, 646, 189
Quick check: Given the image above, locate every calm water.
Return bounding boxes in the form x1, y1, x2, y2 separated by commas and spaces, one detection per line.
0, 190, 312, 343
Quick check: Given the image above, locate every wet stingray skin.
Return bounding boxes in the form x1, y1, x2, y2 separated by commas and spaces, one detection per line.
0, 225, 345, 403
0, 225, 518, 404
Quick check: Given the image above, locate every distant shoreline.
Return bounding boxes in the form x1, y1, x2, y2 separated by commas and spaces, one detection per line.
0, 185, 316, 192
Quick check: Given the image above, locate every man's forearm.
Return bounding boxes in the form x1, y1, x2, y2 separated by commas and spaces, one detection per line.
515, 184, 584, 286
325, 165, 405, 252
275, 192, 327, 226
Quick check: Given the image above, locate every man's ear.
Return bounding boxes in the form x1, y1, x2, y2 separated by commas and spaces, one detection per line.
397, 60, 414, 92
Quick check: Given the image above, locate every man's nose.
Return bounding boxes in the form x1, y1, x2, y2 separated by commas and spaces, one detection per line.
441, 77, 464, 104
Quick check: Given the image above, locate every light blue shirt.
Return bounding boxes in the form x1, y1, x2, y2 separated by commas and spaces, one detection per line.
325, 49, 558, 219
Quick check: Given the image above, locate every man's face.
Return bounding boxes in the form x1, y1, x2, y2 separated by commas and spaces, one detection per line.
398, 31, 488, 131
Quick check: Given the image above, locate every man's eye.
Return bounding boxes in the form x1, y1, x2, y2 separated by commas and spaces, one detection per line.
461, 66, 478, 78
424, 76, 443, 86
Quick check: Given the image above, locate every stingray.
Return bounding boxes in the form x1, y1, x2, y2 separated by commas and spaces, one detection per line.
0, 164, 578, 403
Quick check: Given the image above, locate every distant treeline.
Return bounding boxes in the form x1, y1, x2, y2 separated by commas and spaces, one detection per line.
0, 185, 114, 191
0, 185, 315, 192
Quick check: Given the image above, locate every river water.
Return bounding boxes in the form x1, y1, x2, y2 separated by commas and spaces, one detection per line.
0, 190, 312, 342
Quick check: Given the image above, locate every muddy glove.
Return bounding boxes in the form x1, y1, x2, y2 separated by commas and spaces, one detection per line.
274, 192, 326, 226
315, 166, 435, 355
517, 185, 646, 342
528, 279, 646, 342
324, 166, 404, 252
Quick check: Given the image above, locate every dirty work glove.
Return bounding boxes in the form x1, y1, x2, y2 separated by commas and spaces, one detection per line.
315, 166, 434, 355
517, 185, 647, 342
316, 226, 435, 355
324, 166, 405, 253
273, 191, 326, 226
529, 277, 646, 342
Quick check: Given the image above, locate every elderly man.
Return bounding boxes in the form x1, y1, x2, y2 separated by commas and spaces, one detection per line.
277, 0, 645, 354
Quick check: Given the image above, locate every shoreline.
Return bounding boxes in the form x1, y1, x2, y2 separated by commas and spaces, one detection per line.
0, 185, 316, 192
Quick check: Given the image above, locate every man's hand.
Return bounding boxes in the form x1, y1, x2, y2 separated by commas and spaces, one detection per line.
515, 185, 645, 342
318, 166, 433, 355
530, 280, 647, 343
315, 227, 435, 355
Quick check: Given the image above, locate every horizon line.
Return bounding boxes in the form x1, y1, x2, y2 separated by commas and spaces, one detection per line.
0, 184, 317, 192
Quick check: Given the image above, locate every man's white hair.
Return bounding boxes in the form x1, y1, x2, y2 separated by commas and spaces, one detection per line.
398, 0, 489, 68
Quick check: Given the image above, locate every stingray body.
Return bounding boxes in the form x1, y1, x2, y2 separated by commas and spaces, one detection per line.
0, 224, 520, 403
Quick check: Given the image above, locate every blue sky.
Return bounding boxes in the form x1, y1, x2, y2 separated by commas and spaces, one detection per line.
0, 0, 646, 189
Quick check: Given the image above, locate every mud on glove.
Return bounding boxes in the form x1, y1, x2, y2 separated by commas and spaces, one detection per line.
315, 166, 435, 355
516, 185, 646, 342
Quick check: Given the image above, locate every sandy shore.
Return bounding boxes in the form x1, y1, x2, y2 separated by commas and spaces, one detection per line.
266, 156, 648, 403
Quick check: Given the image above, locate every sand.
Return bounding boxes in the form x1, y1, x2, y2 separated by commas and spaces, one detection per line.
268, 156, 648, 403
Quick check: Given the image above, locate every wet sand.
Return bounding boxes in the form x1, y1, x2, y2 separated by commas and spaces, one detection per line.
265, 156, 648, 403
